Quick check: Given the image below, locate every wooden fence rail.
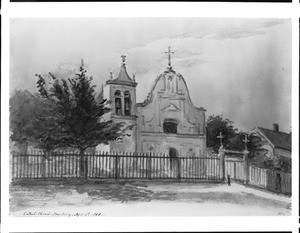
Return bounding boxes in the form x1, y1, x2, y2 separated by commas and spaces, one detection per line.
11, 151, 291, 195
249, 165, 291, 195
11, 151, 221, 182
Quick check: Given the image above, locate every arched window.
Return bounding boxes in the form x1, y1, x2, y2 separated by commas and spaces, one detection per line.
114, 90, 122, 115
163, 119, 178, 134
124, 90, 131, 116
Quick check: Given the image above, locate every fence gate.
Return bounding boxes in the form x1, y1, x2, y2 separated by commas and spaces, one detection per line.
225, 157, 244, 183
219, 148, 248, 184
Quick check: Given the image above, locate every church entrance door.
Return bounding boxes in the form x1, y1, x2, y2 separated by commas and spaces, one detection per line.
169, 147, 179, 178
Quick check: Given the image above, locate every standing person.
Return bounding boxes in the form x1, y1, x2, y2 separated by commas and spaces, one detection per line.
275, 173, 282, 194
227, 174, 231, 186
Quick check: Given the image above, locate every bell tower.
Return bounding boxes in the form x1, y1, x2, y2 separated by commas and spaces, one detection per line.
102, 55, 138, 152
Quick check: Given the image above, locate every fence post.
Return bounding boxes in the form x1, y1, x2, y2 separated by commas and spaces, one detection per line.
218, 146, 225, 182
84, 152, 89, 180
147, 152, 152, 179
11, 152, 15, 180
243, 150, 249, 185
177, 157, 181, 182
115, 152, 119, 180
42, 151, 48, 178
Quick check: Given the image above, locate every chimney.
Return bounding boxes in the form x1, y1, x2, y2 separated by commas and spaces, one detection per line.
273, 123, 279, 132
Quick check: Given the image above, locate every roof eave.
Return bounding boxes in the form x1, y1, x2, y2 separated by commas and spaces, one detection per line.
106, 79, 138, 87
256, 128, 276, 149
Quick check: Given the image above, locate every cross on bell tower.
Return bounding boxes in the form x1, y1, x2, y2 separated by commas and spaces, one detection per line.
121, 55, 126, 65
165, 46, 175, 68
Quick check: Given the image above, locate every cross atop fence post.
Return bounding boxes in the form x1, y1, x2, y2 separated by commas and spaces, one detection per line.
217, 132, 224, 148
217, 133, 226, 182
243, 140, 250, 186
243, 133, 250, 151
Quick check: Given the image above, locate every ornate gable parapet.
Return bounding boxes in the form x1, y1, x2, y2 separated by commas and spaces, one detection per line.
196, 107, 207, 112
136, 48, 206, 113
161, 103, 181, 112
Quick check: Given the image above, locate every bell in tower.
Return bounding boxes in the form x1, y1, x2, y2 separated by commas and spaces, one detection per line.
101, 55, 138, 152
124, 90, 131, 116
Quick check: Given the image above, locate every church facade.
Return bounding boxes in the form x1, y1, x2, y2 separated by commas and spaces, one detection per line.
98, 50, 207, 157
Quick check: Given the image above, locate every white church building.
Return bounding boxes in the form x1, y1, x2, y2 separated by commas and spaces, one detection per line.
97, 48, 207, 158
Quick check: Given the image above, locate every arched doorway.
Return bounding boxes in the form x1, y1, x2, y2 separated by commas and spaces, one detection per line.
168, 147, 179, 177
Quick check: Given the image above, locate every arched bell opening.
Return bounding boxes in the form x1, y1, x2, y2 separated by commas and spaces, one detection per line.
114, 90, 122, 115
124, 90, 131, 116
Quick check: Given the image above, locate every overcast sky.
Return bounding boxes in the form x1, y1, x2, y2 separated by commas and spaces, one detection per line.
10, 18, 291, 133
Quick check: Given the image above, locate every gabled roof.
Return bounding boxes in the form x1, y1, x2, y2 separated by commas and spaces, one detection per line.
115, 63, 133, 82
106, 55, 137, 87
106, 56, 137, 87
257, 127, 291, 151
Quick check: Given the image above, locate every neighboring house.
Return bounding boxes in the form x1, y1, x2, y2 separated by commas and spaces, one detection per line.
97, 52, 207, 157
251, 124, 291, 164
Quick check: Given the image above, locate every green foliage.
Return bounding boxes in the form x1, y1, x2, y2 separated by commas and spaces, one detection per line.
10, 89, 36, 144
206, 114, 269, 168
251, 155, 291, 173
206, 115, 238, 151
228, 131, 267, 156
279, 159, 291, 173
9, 89, 59, 152
35, 63, 128, 153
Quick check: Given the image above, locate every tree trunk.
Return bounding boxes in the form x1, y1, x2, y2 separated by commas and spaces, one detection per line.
79, 148, 87, 179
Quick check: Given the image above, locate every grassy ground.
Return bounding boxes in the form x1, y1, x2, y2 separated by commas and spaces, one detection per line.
10, 180, 291, 216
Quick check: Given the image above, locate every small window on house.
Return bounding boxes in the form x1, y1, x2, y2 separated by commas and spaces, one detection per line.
163, 119, 178, 134
115, 90, 122, 115
124, 90, 131, 116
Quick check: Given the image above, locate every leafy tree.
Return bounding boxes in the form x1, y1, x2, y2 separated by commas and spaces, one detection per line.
206, 115, 238, 152
10, 89, 35, 152
206, 115, 268, 165
228, 131, 268, 159
9, 89, 59, 153
36, 62, 129, 178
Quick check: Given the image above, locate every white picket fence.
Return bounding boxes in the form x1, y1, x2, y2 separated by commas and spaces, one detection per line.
249, 165, 291, 195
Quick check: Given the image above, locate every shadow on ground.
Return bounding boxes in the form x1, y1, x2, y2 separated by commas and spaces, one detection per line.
9, 180, 290, 213
10, 181, 176, 212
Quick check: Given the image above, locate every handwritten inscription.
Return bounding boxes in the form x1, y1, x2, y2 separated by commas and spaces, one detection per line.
23, 211, 102, 217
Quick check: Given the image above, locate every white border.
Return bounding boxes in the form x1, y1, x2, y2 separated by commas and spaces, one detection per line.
1, 1, 299, 233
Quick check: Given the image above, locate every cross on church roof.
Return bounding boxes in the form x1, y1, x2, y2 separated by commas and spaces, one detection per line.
165, 46, 175, 68
217, 132, 224, 147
